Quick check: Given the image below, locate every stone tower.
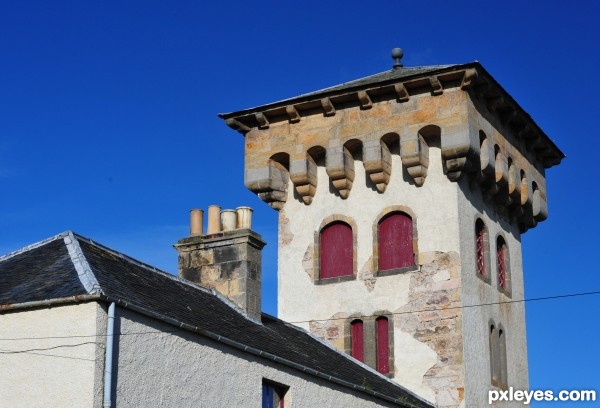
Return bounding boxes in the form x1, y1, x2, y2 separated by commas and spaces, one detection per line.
219, 50, 564, 407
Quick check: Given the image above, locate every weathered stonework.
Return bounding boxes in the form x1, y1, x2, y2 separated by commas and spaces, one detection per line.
395, 252, 464, 408
174, 229, 266, 320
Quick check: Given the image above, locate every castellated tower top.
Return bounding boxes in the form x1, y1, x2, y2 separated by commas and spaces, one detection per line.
219, 54, 564, 233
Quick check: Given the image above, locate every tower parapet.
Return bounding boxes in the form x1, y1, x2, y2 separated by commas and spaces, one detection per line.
220, 61, 562, 232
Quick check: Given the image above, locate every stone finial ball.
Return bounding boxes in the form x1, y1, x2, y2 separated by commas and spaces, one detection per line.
391, 48, 404, 59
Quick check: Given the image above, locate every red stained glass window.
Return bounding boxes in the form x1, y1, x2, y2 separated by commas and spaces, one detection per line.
476, 220, 486, 277
497, 238, 507, 289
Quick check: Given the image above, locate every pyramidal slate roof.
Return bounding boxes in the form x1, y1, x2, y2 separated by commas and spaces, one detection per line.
219, 64, 461, 118
0, 231, 433, 408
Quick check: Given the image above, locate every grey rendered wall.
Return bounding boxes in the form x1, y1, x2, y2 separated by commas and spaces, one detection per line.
457, 177, 529, 408
112, 307, 399, 408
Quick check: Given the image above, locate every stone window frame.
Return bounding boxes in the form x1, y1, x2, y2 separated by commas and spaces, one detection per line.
474, 216, 492, 285
372, 206, 419, 277
494, 234, 512, 298
313, 214, 358, 285
343, 311, 395, 378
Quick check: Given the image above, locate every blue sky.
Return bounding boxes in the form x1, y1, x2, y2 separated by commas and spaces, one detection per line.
1, 1, 598, 404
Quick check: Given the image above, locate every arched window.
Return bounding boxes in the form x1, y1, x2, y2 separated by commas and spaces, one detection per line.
376, 316, 390, 374
378, 212, 414, 271
489, 322, 508, 389
475, 219, 490, 282
320, 222, 353, 279
496, 236, 509, 291
350, 319, 364, 362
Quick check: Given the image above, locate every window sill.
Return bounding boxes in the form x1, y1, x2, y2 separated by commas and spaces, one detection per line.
374, 264, 419, 277
315, 274, 356, 285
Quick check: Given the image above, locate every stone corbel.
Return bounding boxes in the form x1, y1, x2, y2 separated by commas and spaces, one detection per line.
245, 162, 289, 210
363, 139, 392, 192
507, 162, 521, 210
286, 105, 301, 123
357, 91, 372, 109
321, 98, 336, 116
429, 76, 443, 95
290, 156, 318, 205
255, 112, 269, 129
394, 83, 410, 102
326, 146, 355, 198
480, 137, 497, 195
400, 132, 429, 186
532, 187, 548, 222
441, 128, 476, 181
460, 68, 478, 90
225, 118, 251, 134
513, 173, 533, 219
494, 150, 510, 204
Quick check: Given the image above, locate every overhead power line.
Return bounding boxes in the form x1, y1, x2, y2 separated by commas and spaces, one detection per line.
0, 289, 598, 343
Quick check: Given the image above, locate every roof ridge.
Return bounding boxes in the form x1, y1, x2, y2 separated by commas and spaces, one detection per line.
0, 231, 71, 262
64, 232, 103, 295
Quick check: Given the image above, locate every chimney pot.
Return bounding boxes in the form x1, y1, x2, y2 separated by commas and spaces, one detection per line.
207, 205, 222, 234
189, 209, 204, 236
236, 206, 253, 229
221, 209, 237, 231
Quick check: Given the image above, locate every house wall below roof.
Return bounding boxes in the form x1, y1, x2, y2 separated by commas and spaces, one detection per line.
0, 302, 106, 408
113, 307, 400, 408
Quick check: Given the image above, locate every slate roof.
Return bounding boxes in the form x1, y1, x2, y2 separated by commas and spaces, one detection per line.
0, 231, 433, 408
218, 64, 461, 119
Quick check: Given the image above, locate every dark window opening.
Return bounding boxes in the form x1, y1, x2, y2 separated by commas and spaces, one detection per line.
262, 380, 287, 408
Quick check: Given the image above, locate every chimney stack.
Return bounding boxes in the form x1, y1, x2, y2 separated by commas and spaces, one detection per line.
174, 205, 265, 321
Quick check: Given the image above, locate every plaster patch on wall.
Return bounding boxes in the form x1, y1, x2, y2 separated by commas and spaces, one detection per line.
358, 256, 376, 292
302, 244, 314, 280
395, 251, 464, 408
279, 212, 294, 246
309, 312, 348, 351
